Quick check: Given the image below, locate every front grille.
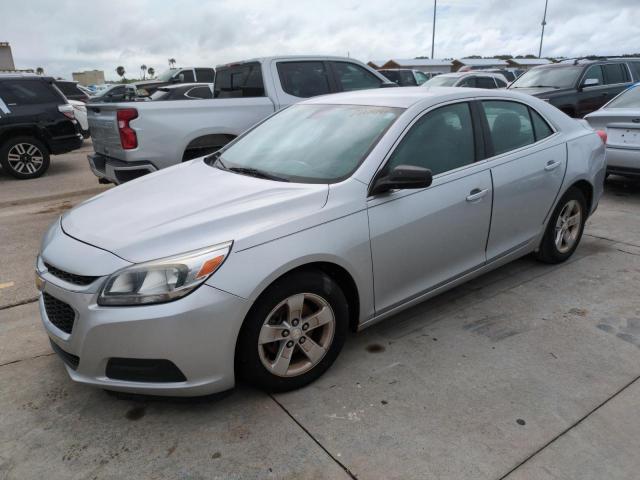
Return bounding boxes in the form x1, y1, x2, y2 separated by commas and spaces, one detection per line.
43, 293, 75, 334
49, 339, 80, 370
44, 262, 98, 286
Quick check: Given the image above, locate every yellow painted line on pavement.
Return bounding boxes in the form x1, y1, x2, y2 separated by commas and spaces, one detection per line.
0, 282, 15, 289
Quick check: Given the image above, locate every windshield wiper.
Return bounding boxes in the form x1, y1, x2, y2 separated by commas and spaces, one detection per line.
228, 167, 290, 182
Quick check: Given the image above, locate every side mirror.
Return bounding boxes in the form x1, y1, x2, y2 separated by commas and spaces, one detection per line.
582, 78, 599, 88
370, 165, 433, 196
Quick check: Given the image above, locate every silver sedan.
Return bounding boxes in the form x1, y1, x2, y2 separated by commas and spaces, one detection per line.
37, 87, 606, 396
585, 83, 640, 177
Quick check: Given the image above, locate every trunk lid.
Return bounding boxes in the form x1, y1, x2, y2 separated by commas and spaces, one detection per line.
86, 103, 127, 158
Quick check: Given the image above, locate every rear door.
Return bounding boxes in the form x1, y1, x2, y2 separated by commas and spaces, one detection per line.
271, 60, 333, 107
480, 99, 566, 260
329, 61, 384, 92
577, 63, 632, 117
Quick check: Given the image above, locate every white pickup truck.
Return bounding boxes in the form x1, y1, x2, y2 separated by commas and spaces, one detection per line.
87, 56, 394, 184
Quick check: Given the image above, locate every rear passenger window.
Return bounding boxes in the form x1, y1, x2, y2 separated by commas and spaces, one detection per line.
0, 80, 61, 105
179, 70, 195, 82
530, 109, 554, 141
277, 62, 331, 98
495, 78, 508, 88
603, 64, 629, 84
332, 62, 381, 92
186, 86, 212, 99
482, 101, 535, 155
385, 102, 475, 176
458, 77, 476, 88
476, 77, 497, 89
195, 68, 215, 83
214, 62, 265, 98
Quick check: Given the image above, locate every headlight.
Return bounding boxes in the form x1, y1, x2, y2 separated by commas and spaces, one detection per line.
98, 241, 232, 306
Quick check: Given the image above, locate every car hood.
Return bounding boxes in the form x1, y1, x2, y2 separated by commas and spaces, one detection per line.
508, 86, 567, 97
62, 159, 329, 263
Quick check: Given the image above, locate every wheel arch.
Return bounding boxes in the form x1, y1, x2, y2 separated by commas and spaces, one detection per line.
570, 179, 594, 214
0, 127, 50, 151
181, 133, 236, 161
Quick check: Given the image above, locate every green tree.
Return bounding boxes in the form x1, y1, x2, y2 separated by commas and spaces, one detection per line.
168, 58, 176, 68
116, 66, 126, 82
147, 67, 155, 78
140, 64, 147, 80
36, 67, 44, 75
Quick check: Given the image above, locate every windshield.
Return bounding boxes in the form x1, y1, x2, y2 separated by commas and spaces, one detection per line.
509, 66, 582, 89
156, 69, 178, 82
208, 104, 402, 183
424, 75, 459, 87
606, 84, 640, 109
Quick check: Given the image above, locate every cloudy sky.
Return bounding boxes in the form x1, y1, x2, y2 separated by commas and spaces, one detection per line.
2, 0, 639, 80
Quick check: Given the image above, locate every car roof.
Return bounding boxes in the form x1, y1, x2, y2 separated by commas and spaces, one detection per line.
300, 86, 526, 109
216, 55, 368, 68
0, 73, 53, 81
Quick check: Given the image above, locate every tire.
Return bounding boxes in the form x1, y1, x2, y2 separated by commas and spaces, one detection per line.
536, 187, 587, 264
236, 270, 349, 392
0, 136, 50, 179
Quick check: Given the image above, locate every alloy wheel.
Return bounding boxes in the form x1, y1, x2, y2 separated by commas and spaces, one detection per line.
554, 199, 582, 253
257, 293, 335, 377
7, 143, 45, 175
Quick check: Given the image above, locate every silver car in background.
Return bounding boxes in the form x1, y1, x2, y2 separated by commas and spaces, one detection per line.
37, 87, 605, 396
585, 83, 640, 177
423, 71, 509, 89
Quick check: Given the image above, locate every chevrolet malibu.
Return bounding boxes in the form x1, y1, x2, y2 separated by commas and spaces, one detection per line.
37, 87, 606, 396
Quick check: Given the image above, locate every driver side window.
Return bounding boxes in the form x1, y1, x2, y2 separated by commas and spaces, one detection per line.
583, 65, 604, 86
385, 102, 475, 176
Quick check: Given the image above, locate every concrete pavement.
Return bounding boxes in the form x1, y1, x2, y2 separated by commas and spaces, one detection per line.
0, 154, 639, 479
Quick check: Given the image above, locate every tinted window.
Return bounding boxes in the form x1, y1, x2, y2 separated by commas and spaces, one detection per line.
186, 86, 212, 99
583, 65, 604, 86
458, 76, 476, 88
55, 81, 80, 96
385, 102, 475, 176
628, 62, 640, 80
482, 101, 535, 155
510, 66, 582, 89
332, 62, 382, 91
603, 63, 629, 84
0, 80, 61, 105
214, 62, 265, 98
195, 68, 215, 83
177, 70, 194, 82
277, 61, 331, 98
414, 71, 429, 85
380, 70, 416, 86
476, 77, 497, 89
495, 78, 508, 88
215, 104, 401, 183
606, 85, 640, 108
530, 108, 554, 140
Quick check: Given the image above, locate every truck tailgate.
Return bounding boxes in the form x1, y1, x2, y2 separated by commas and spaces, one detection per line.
87, 104, 126, 158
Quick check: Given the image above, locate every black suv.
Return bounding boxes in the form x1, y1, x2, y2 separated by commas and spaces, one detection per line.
508, 58, 640, 117
0, 75, 83, 179
54, 80, 90, 102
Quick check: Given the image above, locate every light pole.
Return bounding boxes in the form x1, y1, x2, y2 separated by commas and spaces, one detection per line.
431, 0, 437, 59
538, 0, 549, 58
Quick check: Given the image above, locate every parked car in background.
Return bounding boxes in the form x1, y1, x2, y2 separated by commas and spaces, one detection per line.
508, 58, 640, 117
423, 71, 508, 89
475, 68, 520, 83
54, 80, 90, 102
86, 55, 395, 184
585, 83, 640, 177
0, 74, 82, 179
134, 67, 216, 96
379, 69, 430, 86
149, 83, 213, 101
39, 87, 605, 396
68, 99, 89, 138
89, 84, 138, 103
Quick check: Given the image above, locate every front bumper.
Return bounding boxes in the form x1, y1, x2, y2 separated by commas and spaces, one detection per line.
606, 146, 640, 176
88, 153, 157, 184
37, 256, 248, 397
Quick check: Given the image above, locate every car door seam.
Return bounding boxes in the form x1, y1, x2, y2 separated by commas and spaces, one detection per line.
484, 169, 495, 255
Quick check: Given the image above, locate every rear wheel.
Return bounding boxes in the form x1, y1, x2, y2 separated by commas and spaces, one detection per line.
536, 187, 587, 264
236, 270, 348, 392
0, 136, 50, 179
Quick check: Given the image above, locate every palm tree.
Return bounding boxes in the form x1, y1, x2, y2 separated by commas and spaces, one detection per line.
147, 67, 155, 79
168, 58, 176, 68
140, 64, 147, 80
36, 67, 44, 75
116, 66, 126, 82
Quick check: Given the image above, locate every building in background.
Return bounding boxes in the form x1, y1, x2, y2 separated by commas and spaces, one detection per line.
451, 58, 509, 71
72, 70, 105, 86
507, 58, 552, 71
0, 42, 16, 70
379, 58, 453, 75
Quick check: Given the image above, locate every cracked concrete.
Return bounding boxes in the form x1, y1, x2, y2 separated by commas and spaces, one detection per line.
0, 160, 639, 479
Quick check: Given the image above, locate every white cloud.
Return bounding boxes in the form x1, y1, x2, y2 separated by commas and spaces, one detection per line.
1, 0, 638, 79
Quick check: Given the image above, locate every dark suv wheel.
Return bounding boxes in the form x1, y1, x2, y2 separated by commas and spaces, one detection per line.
0, 136, 50, 179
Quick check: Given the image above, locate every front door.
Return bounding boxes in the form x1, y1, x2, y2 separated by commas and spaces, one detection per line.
367, 102, 493, 314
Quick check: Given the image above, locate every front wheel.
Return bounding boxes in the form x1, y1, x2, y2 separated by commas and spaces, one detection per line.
0, 136, 50, 179
236, 270, 348, 392
536, 187, 587, 264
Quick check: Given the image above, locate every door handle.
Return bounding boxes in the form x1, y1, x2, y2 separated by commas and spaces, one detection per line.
466, 188, 489, 202
545, 160, 561, 171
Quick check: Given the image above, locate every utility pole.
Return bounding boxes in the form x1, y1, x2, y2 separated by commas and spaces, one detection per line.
431, 0, 437, 59
538, 0, 549, 58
